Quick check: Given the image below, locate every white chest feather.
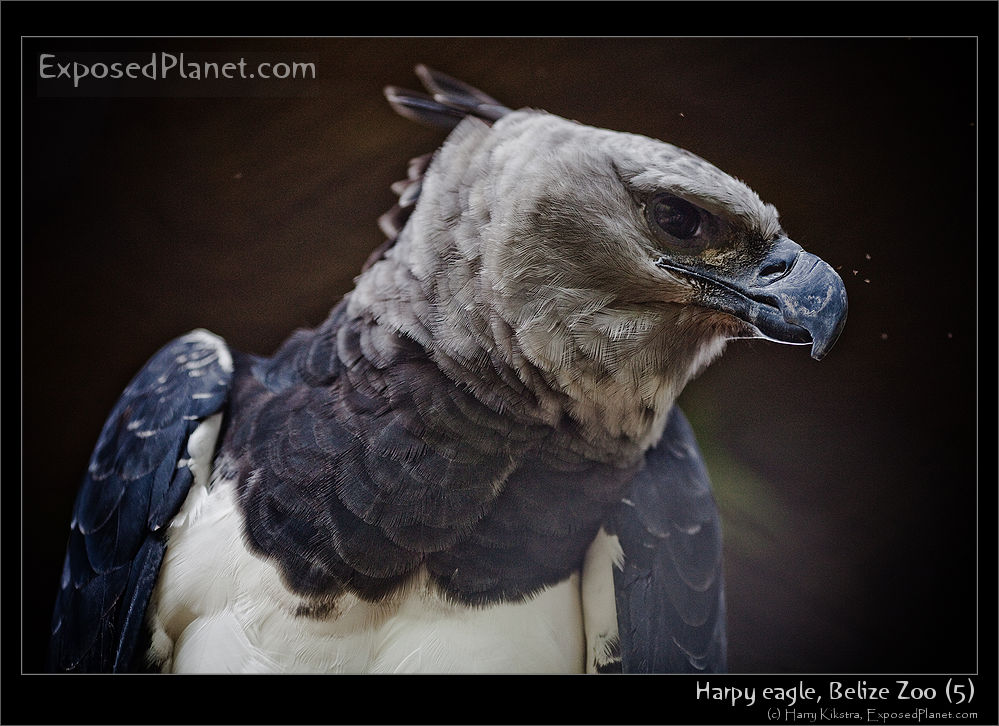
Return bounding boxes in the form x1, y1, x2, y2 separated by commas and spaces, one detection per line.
146, 464, 608, 674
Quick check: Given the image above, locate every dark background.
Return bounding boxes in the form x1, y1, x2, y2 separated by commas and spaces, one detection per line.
18, 29, 989, 686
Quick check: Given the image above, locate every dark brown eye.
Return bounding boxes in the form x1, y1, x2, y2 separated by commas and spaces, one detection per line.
646, 193, 703, 246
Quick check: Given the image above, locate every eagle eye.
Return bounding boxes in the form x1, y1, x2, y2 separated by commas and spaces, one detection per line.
646, 193, 705, 250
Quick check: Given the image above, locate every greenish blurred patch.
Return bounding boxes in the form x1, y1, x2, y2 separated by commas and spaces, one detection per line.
701, 438, 782, 559
681, 403, 785, 561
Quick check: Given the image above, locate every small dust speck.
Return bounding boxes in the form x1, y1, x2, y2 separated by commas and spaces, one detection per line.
852, 270, 859, 275
947, 332, 953, 339
679, 112, 685, 118
881, 332, 888, 341
864, 278, 870, 284
233, 172, 243, 180
865, 253, 871, 260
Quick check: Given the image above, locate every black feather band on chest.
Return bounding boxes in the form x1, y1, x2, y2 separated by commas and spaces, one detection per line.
220, 300, 640, 606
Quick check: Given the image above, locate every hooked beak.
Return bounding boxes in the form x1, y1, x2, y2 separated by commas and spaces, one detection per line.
656, 237, 849, 360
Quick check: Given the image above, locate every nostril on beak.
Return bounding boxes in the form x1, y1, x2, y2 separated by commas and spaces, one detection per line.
759, 259, 789, 280
755, 237, 803, 286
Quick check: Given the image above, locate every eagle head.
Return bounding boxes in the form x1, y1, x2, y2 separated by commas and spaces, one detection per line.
359, 67, 848, 444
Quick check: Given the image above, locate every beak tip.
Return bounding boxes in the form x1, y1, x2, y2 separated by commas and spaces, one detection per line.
807, 305, 848, 361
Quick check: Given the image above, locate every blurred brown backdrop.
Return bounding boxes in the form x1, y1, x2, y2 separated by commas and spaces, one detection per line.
22, 37, 980, 675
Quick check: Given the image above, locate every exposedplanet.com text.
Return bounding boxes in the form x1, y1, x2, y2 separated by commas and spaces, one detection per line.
38, 52, 316, 88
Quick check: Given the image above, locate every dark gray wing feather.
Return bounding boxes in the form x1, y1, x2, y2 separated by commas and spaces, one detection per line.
611, 406, 727, 673
384, 64, 511, 131
47, 331, 232, 672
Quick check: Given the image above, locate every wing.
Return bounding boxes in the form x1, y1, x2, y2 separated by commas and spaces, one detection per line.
609, 406, 727, 673
47, 330, 233, 672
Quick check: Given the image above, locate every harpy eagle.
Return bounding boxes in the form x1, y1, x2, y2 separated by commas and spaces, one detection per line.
48, 66, 847, 674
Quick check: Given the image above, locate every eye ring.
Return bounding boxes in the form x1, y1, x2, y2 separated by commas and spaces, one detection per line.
645, 193, 705, 250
